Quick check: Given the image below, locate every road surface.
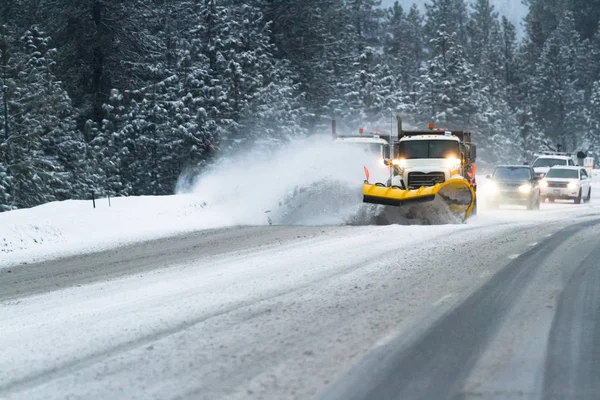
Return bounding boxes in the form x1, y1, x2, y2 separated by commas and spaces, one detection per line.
2, 203, 600, 400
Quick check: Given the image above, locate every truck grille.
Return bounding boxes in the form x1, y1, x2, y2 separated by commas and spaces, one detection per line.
407, 172, 445, 188
547, 182, 569, 188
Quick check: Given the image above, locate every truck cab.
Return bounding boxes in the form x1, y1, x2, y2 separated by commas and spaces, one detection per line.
332, 136, 390, 162
389, 130, 477, 190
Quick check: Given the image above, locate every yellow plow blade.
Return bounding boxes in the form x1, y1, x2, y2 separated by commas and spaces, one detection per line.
363, 178, 476, 223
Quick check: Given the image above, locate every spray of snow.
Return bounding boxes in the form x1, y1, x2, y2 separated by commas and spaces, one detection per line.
177, 134, 393, 226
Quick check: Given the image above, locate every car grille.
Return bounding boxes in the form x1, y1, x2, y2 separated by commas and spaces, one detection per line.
407, 172, 445, 188
500, 183, 521, 189
547, 182, 569, 188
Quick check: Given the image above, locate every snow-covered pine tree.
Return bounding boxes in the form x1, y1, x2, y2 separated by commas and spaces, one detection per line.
425, 0, 469, 48
587, 81, 600, 159
41, 0, 153, 131
0, 26, 89, 209
251, 0, 354, 126
415, 25, 480, 128
382, 3, 424, 115
229, 5, 305, 147
530, 12, 587, 151
329, 46, 403, 127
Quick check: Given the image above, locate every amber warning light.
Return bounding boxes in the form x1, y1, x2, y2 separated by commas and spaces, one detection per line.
428, 123, 434, 129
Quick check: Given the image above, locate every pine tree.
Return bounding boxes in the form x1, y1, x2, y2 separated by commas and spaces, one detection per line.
382, 2, 424, 111
425, 0, 469, 47
42, 0, 154, 130
587, 81, 600, 158
415, 25, 479, 128
529, 12, 586, 151
0, 26, 89, 209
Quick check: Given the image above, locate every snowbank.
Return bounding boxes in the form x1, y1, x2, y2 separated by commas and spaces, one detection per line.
0, 194, 232, 267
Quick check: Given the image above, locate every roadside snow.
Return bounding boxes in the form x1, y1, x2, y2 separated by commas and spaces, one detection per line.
0, 135, 387, 267
0, 195, 232, 267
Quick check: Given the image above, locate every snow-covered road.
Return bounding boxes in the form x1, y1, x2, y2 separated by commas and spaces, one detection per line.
2, 195, 600, 399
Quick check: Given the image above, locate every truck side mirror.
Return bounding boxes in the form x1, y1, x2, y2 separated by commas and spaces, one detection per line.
470, 145, 477, 160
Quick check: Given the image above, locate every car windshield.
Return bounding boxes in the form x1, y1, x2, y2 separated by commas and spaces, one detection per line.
545, 169, 579, 179
397, 140, 459, 159
533, 158, 568, 168
493, 167, 531, 180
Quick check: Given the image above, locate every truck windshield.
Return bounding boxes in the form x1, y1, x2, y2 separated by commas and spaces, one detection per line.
397, 140, 459, 159
545, 169, 579, 179
533, 158, 567, 168
493, 167, 531, 180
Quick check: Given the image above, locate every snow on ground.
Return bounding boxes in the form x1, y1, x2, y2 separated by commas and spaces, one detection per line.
0, 135, 392, 267
0, 194, 227, 267
0, 218, 519, 400
2, 133, 599, 267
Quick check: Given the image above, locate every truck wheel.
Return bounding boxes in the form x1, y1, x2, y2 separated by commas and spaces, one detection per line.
548, 197, 555, 203
575, 189, 582, 204
588, 188, 592, 202
471, 197, 478, 216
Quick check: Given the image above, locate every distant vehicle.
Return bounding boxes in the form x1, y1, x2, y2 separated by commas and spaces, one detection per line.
540, 166, 592, 204
484, 165, 541, 210
331, 121, 391, 164
531, 151, 576, 178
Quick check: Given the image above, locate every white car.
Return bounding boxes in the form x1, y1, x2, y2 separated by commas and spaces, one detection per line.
531, 154, 576, 178
540, 166, 592, 204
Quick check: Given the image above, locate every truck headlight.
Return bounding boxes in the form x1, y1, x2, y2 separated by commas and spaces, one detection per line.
445, 156, 462, 169
519, 183, 533, 193
392, 158, 406, 167
568, 181, 578, 190
540, 180, 548, 189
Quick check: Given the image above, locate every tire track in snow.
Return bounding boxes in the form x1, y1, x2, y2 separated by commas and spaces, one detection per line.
318, 219, 600, 400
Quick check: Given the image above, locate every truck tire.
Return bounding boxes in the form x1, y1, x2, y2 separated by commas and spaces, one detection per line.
588, 188, 592, 202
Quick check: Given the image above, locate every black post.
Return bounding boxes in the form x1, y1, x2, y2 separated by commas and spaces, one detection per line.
331, 120, 336, 139
92, 191, 95, 209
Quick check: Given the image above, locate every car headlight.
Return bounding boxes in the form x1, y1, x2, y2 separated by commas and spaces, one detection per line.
540, 180, 548, 189
485, 181, 498, 194
568, 181, 578, 190
519, 183, 533, 193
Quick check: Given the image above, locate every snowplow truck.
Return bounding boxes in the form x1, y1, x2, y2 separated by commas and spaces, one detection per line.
362, 117, 478, 223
